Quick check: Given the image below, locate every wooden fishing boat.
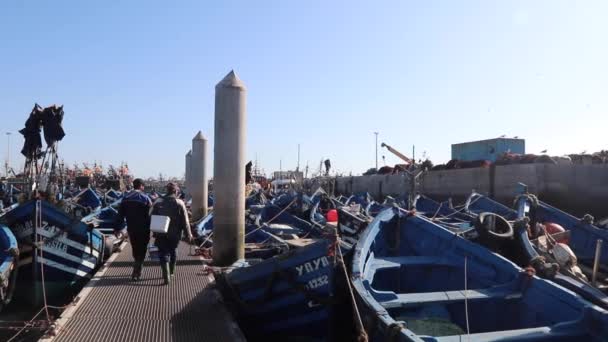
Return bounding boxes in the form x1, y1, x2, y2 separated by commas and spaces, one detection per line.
352, 207, 608, 341
433, 191, 608, 308
514, 187, 608, 279
337, 204, 371, 249
1, 200, 105, 305
0, 224, 19, 311
218, 237, 337, 340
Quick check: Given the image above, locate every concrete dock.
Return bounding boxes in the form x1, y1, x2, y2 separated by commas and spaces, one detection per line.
43, 242, 244, 342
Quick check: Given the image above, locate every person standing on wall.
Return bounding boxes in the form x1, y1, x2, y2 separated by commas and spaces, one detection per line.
150, 182, 193, 285
114, 178, 152, 281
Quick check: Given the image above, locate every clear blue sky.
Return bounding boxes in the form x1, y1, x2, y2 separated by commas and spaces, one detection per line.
1, 1, 607, 178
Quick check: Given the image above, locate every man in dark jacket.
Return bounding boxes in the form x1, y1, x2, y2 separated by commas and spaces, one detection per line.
115, 178, 152, 280
151, 182, 193, 285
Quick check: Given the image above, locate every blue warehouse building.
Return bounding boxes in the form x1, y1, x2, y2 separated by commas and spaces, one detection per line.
451, 138, 525, 162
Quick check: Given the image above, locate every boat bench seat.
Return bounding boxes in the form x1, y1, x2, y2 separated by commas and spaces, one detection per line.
431, 325, 583, 341
379, 287, 522, 309
368, 256, 458, 273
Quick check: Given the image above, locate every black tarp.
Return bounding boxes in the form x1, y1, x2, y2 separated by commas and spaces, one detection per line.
19, 104, 66, 158
40, 105, 65, 146
19, 104, 43, 157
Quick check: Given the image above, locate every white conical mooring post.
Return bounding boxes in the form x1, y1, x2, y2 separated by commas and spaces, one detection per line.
191, 131, 208, 220
212, 70, 246, 266
185, 150, 192, 194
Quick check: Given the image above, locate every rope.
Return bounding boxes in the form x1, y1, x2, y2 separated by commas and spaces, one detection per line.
443, 196, 483, 219
464, 256, 470, 338
540, 224, 557, 247
6, 307, 46, 342
35, 200, 52, 324
336, 236, 368, 342
2, 301, 69, 340
431, 201, 443, 219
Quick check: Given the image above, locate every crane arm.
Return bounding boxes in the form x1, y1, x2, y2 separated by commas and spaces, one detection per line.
381, 142, 413, 164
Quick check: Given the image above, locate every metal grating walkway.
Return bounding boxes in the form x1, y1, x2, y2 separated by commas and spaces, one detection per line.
45, 242, 244, 342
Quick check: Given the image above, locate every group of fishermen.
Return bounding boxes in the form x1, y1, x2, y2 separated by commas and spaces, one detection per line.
114, 178, 193, 285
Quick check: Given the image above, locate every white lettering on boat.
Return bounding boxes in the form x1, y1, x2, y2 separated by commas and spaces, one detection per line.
295, 256, 330, 276
38, 223, 70, 254
305, 275, 329, 290
43, 237, 69, 254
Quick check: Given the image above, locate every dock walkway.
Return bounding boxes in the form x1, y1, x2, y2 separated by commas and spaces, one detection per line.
45, 242, 244, 342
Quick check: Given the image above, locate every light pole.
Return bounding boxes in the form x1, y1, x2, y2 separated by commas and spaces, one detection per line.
374, 132, 379, 170
5, 132, 11, 177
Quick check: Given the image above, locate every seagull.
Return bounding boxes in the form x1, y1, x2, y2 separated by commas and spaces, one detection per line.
499, 134, 506, 138
540, 149, 547, 154
582, 150, 587, 154
513, 136, 518, 139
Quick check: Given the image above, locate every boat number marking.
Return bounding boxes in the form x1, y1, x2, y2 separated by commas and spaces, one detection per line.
43, 237, 69, 254
295, 256, 330, 276
305, 275, 329, 290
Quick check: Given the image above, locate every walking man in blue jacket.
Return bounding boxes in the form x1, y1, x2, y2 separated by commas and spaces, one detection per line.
115, 178, 152, 280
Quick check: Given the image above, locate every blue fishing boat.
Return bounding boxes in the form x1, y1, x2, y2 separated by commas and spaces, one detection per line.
218, 238, 337, 340
68, 187, 103, 219
334, 195, 350, 206
514, 186, 608, 270
464, 191, 518, 220
1, 200, 105, 305
352, 207, 608, 341
345, 192, 373, 208
81, 202, 125, 255
256, 203, 324, 239
365, 201, 385, 217
194, 211, 290, 259
270, 191, 299, 209
103, 189, 122, 205
364, 195, 409, 218
337, 204, 371, 249
309, 192, 337, 229
82, 199, 123, 236
413, 195, 476, 232
0, 224, 19, 311
510, 188, 608, 305
423, 192, 608, 308
245, 189, 267, 207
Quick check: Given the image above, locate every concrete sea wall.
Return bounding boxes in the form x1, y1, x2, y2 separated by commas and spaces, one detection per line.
335, 164, 608, 218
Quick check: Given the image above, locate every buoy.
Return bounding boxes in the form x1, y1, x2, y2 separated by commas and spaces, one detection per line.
326, 209, 338, 222
544, 222, 569, 244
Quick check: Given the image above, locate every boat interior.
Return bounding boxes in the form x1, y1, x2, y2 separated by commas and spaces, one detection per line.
356, 208, 608, 341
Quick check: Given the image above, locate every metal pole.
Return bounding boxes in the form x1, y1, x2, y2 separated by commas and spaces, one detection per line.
412, 145, 415, 165
212, 70, 246, 266
592, 239, 604, 286
5, 132, 11, 177
374, 132, 379, 170
297, 144, 300, 172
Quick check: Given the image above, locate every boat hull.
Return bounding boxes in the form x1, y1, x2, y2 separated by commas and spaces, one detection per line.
219, 239, 337, 340
0, 225, 18, 310
3, 200, 104, 306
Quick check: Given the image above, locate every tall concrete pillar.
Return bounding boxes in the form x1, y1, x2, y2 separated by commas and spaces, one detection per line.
213, 70, 246, 266
185, 150, 192, 194
191, 132, 208, 220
